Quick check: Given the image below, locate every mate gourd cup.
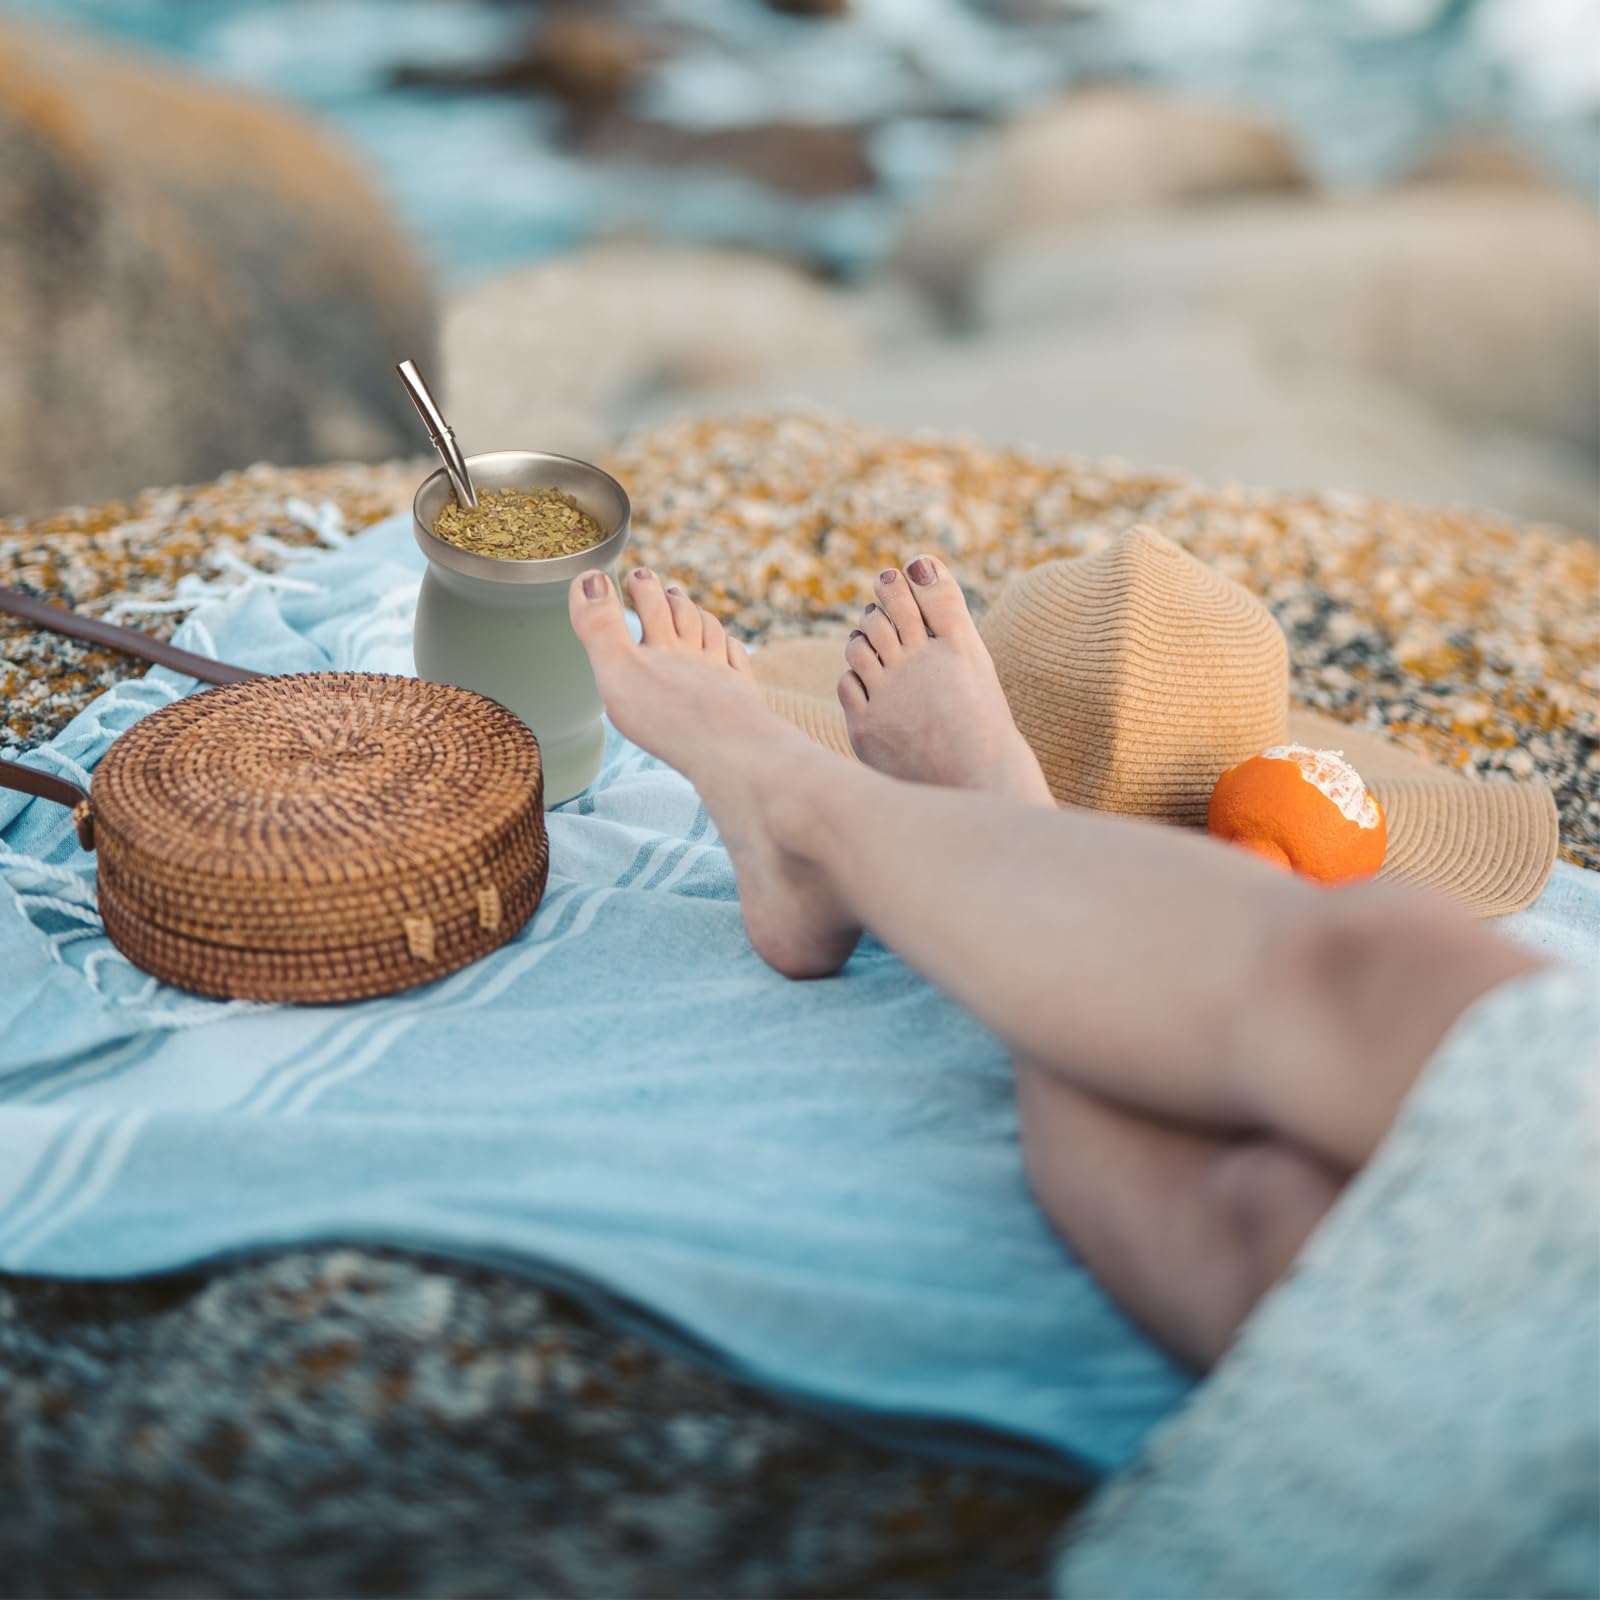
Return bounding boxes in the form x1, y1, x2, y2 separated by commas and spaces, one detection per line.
412, 450, 630, 806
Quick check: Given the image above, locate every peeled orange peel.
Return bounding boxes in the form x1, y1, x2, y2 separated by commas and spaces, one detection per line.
1208, 744, 1387, 883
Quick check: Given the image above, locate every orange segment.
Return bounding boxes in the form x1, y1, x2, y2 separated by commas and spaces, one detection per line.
1207, 747, 1387, 884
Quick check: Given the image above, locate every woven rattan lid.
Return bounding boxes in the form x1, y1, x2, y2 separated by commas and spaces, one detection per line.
89, 673, 548, 1002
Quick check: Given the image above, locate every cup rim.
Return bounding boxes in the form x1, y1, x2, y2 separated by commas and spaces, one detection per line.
411, 449, 631, 587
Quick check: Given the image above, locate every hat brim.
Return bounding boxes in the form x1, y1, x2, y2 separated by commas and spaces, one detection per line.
754, 637, 1558, 918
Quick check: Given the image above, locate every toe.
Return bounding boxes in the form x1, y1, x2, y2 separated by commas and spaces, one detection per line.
904, 555, 976, 640
626, 567, 675, 645
858, 602, 901, 663
699, 607, 728, 660
664, 585, 704, 649
727, 636, 754, 677
837, 669, 868, 714
844, 628, 883, 688
569, 571, 634, 666
873, 568, 927, 650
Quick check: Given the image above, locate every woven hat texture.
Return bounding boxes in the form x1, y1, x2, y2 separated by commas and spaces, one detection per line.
978, 526, 1288, 824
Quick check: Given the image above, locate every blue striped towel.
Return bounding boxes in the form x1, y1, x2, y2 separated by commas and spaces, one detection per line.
2, 512, 1595, 1480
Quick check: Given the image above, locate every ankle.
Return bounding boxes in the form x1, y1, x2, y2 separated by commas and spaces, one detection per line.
1248, 887, 1545, 1165
757, 737, 882, 899
993, 747, 1055, 809
754, 740, 836, 859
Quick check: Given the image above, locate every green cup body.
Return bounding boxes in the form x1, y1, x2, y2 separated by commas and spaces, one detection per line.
411, 451, 630, 807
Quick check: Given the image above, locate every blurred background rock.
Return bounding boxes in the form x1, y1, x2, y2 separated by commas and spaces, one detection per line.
0, 0, 1595, 527
0, 17, 436, 515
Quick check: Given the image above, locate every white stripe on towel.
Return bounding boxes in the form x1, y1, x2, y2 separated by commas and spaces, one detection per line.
2, 1111, 146, 1267
0, 1116, 73, 1214
0, 1109, 116, 1260
279, 885, 618, 1117
230, 881, 581, 1118
248, 812, 693, 1119
239, 869, 601, 1115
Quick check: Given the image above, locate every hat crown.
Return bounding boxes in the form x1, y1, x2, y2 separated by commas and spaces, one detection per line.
978, 525, 1288, 823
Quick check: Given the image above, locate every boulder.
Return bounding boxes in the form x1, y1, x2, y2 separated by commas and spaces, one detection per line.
390, 10, 658, 122
633, 310, 1599, 534
890, 88, 1307, 314
0, 21, 436, 516
573, 119, 875, 198
1401, 132, 1561, 191
442, 245, 879, 459
764, 0, 850, 15
977, 190, 1600, 460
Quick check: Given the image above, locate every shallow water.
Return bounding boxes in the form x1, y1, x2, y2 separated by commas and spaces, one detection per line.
4, 0, 1593, 284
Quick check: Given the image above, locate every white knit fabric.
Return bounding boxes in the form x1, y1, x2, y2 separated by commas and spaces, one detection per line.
1057, 964, 1600, 1599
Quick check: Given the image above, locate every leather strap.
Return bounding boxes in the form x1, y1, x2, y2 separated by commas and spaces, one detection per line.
0, 757, 95, 846
0, 586, 260, 687
0, 585, 260, 838
0, 759, 86, 810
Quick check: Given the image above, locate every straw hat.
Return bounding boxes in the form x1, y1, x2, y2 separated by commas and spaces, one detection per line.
755, 526, 1558, 917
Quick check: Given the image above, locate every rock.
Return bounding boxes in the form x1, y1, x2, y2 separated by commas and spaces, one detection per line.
890, 88, 1307, 313
391, 10, 658, 121
0, 1249, 1076, 1599
612, 411, 1599, 860
844, 275, 941, 351
575, 119, 875, 198
1402, 131, 1561, 190
764, 0, 850, 14
0, 21, 436, 518
497, 11, 656, 120
0, 461, 423, 758
441, 246, 877, 459
976, 191, 1600, 461
2, 429, 1595, 1600
635, 310, 1599, 535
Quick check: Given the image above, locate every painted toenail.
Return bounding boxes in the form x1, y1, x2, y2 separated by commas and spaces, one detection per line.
863, 602, 878, 616
907, 557, 935, 585
667, 585, 684, 595
848, 629, 865, 640
583, 572, 608, 600
878, 570, 898, 584
634, 567, 653, 580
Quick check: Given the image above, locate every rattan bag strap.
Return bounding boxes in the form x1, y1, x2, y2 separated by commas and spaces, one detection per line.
0, 587, 260, 687
0, 585, 260, 845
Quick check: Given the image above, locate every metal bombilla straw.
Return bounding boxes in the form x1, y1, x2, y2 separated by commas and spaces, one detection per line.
396, 358, 478, 509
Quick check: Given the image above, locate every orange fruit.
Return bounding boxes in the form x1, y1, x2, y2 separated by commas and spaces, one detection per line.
1207, 744, 1387, 883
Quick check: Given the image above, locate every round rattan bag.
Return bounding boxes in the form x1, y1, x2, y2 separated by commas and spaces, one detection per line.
6, 669, 549, 1003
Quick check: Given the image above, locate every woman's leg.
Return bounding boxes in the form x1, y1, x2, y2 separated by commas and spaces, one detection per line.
1016, 1063, 1346, 1369
572, 564, 1541, 1166
836, 555, 1351, 1368
571, 566, 1544, 1357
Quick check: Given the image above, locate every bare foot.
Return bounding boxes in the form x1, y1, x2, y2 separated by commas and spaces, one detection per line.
569, 566, 861, 979
837, 555, 1054, 807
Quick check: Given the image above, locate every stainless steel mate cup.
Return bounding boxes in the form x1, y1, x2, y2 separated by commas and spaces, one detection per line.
412, 450, 630, 806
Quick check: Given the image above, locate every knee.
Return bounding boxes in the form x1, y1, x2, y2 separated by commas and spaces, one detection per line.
1267, 885, 1518, 1050
1271, 885, 1422, 1013
1235, 886, 1417, 1079
1245, 884, 1535, 1160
